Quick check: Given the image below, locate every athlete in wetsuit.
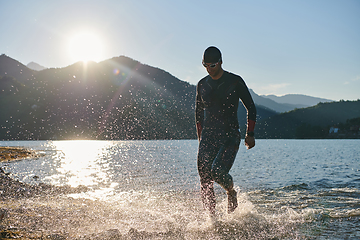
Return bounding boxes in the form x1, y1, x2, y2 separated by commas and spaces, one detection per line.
195, 46, 256, 214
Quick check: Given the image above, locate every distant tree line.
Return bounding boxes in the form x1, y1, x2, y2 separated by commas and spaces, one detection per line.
295, 117, 360, 139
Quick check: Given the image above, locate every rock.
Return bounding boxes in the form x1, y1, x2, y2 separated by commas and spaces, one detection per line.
46, 233, 67, 240
0, 209, 8, 222
0, 229, 21, 239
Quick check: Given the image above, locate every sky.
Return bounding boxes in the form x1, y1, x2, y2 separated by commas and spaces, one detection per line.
1, 0, 359, 101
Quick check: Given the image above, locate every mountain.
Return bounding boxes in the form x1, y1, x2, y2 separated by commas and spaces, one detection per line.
249, 91, 334, 113
1, 55, 278, 140
1, 56, 197, 140
27, 62, 46, 71
1, 55, 358, 140
262, 94, 333, 107
0, 54, 35, 83
255, 100, 360, 139
249, 89, 302, 113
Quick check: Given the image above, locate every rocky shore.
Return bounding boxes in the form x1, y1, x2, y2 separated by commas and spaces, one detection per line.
0, 147, 86, 239
0, 167, 89, 238
0, 147, 178, 239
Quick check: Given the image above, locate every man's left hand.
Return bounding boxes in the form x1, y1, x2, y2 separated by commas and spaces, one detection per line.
245, 135, 255, 149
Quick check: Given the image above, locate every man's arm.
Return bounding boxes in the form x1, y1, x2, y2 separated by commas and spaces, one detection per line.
195, 83, 204, 141
238, 78, 256, 149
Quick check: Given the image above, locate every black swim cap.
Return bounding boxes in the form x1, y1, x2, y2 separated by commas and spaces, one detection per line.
203, 46, 222, 63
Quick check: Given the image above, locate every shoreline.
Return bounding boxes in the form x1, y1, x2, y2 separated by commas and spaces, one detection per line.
0, 147, 37, 162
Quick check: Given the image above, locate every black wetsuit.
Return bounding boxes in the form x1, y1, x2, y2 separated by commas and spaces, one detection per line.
195, 71, 256, 212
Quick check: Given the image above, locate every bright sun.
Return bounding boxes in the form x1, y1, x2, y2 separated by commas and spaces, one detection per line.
67, 31, 104, 63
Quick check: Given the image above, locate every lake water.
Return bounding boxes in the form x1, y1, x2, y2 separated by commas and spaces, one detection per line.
1, 139, 359, 239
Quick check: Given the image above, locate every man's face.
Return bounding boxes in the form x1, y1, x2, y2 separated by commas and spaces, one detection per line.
203, 60, 222, 78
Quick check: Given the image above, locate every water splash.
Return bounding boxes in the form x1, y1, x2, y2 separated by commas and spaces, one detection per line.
1, 189, 307, 239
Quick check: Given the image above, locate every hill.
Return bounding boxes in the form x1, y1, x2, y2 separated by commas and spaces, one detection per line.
238, 103, 278, 134
255, 100, 360, 139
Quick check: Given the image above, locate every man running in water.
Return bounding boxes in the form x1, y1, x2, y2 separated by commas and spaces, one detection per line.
195, 46, 256, 214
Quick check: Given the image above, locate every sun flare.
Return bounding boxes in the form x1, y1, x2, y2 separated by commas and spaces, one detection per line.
67, 31, 104, 63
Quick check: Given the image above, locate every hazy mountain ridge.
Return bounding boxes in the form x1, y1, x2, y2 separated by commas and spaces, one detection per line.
27, 62, 47, 71
262, 94, 333, 107
249, 89, 302, 113
249, 90, 335, 113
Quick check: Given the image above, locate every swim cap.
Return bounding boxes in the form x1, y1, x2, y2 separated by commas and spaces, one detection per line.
203, 46, 222, 63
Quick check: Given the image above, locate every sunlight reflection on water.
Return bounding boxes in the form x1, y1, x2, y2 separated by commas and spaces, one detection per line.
38, 140, 199, 201
46, 140, 115, 188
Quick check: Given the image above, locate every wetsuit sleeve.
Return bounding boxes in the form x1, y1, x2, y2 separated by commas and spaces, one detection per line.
195, 82, 204, 138
237, 79, 257, 133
